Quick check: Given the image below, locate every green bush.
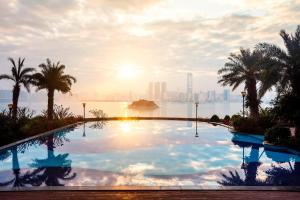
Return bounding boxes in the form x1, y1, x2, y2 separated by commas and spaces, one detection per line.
230, 114, 241, 124
265, 126, 291, 145
231, 117, 263, 134
0, 112, 18, 146
223, 115, 231, 125
21, 116, 80, 136
224, 115, 231, 121
258, 108, 276, 130
210, 114, 220, 122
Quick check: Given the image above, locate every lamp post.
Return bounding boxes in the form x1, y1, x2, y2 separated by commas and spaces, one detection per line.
82, 103, 86, 120
8, 104, 13, 118
241, 91, 246, 117
195, 101, 199, 137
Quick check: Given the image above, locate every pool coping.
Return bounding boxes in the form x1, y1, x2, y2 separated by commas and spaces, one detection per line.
1, 186, 300, 192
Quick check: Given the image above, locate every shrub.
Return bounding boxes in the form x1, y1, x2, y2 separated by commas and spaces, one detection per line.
210, 114, 220, 122
230, 114, 242, 124
231, 117, 263, 134
224, 115, 230, 121
0, 111, 18, 146
41, 104, 74, 120
258, 108, 276, 130
21, 116, 80, 136
265, 126, 291, 145
89, 109, 107, 119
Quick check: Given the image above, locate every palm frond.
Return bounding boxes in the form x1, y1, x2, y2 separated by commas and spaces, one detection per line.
0, 74, 14, 81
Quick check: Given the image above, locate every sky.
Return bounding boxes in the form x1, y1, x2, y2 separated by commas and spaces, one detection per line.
0, 0, 300, 98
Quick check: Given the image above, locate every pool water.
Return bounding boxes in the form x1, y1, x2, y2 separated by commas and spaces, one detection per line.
0, 120, 300, 190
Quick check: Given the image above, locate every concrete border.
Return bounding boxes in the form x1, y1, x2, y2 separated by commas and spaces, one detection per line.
0, 122, 82, 151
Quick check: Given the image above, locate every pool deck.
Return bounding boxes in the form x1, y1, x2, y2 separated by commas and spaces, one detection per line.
1, 190, 300, 200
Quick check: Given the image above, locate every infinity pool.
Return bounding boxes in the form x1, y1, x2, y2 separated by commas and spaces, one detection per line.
0, 120, 300, 190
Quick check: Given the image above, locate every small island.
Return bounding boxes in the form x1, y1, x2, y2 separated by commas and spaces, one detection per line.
128, 99, 159, 110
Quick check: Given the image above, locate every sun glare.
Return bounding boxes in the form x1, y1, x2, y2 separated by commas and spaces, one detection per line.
120, 121, 131, 133
118, 64, 138, 79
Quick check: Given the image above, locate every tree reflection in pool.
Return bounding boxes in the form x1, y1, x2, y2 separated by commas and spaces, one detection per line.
0, 121, 299, 190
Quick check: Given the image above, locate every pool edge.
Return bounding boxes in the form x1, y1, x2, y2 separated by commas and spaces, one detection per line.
0, 122, 83, 151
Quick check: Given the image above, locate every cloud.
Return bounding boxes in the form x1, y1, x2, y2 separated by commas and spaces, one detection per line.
0, 0, 300, 93
87, 0, 163, 12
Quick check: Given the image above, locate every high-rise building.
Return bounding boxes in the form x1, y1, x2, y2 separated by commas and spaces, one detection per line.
161, 82, 167, 101
208, 90, 216, 102
186, 73, 193, 102
148, 82, 153, 100
154, 82, 161, 100
223, 89, 230, 102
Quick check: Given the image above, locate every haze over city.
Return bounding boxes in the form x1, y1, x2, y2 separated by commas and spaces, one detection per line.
1, 0, 299, 100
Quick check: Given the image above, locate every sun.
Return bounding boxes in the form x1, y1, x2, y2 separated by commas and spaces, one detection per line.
120, 121, 131, 133
118, 64, 138, 79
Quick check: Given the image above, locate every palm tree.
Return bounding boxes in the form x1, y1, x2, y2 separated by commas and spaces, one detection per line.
32, 59, 76, 120
218, 48, 266, 119
0, 58, 35, 119
256, 25, 300, 96
256, 25, 300, 136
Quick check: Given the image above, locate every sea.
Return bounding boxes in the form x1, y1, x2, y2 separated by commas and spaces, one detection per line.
0, 100, 269, 118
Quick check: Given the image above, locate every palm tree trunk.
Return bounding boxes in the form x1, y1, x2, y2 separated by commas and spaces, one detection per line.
246, 78, 259, 119
12, 85, 20, 120
47, 89, 54, 120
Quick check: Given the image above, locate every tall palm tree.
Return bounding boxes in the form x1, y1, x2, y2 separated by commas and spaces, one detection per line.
218, 48, 265, 119
0, 58, 35, 119
256, 25, 300, 136
32, 59, 76, 120
256, 25, 300, 96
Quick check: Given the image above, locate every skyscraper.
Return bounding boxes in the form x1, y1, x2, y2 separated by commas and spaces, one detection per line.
148, 82, 153, 100
154, 82, 161, 100
161, 82, 167, 101
186, 73, 193, 102
223, 89, 230, 102
208, 90, 216, 102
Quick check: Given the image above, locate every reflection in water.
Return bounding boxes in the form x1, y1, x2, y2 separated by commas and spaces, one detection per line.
218, 133, 300, 186
28, 134, 76, 186
186, 103, 192, 127
195, 120, 199, 138
0, 129, 75, 188
0, 147, 32, 187
89, 121, 106, 130
83, 123, 86, 137
120, 121, 132, 133
1, 121, 300, 189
